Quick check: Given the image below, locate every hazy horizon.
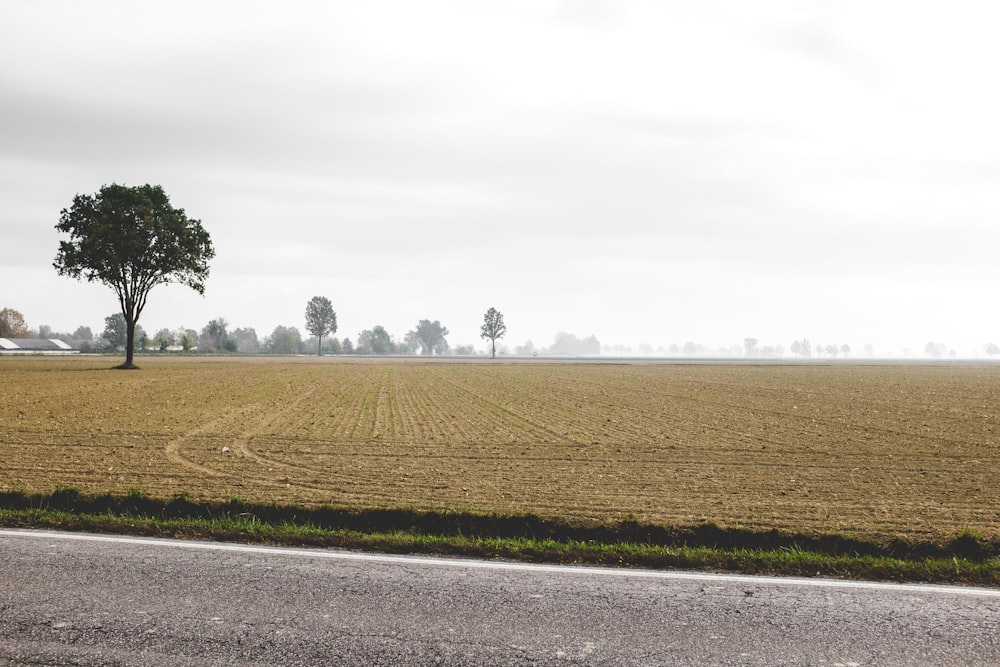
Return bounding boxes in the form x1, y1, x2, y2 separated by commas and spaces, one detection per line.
4, 2, 999, 357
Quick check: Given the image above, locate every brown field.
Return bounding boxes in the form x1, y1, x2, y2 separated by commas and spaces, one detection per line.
1, 356, 998, 542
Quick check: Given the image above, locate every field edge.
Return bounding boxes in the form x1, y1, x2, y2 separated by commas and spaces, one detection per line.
1, 487, 997, 587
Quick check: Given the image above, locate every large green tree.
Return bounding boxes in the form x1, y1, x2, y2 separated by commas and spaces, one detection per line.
54, 183, 214, 368
304, 296, 337, 356
480, 307, 506, 359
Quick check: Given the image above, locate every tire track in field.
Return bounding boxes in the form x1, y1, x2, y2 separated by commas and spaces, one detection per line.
231, 369, 407, 491
162, 384, 363, 495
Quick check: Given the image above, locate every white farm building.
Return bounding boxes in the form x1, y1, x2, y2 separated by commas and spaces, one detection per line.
0, 338, 80, 353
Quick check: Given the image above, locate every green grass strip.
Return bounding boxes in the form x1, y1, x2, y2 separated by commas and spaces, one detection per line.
0, 488, 997, 587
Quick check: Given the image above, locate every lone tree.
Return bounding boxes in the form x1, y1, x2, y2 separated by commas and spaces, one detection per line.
304, 296, 337, 356
54, 183, 214, 369
0, 307, 28, 338
412, 319, 449, 355
480, 307, 506, 359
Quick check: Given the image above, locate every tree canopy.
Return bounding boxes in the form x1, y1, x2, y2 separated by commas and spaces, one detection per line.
304, 296, 337, 356
480, 307, 507, 359
412, 319, 449, 355
54, 183, 213, 368
358, 326, 393, 355
0, 307, 28, 338
102, 313, 127, 350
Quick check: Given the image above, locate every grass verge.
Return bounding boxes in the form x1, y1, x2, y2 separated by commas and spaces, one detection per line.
1, 487, 997, 587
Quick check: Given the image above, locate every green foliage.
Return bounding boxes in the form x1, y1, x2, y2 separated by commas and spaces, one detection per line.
54, 183, 214, 368
266, 325, 303, 354
0, 307, 28, 337
202, 318, 229, 352
304, 296, 337, 356
480, 307, 506, 358
412, 319, 449, 355
102, 313, 127, 349
357, 325, 393, 355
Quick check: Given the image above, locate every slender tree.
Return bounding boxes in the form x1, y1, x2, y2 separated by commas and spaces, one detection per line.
480, 307, 507, 359
54, 183, 213, 369
304, 296, 337, 356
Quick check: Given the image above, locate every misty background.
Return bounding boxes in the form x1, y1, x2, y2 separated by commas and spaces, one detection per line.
3, 2, 1000, 357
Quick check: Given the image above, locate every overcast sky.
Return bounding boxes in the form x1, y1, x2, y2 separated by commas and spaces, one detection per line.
3, 1, 1000, 356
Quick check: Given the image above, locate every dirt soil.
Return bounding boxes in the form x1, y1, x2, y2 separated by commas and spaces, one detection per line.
2, 356, 998, 542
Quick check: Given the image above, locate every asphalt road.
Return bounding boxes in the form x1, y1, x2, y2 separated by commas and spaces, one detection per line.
1, 529, 998, 666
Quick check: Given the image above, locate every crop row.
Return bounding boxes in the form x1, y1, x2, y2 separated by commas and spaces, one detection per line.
1, 357, 998, 541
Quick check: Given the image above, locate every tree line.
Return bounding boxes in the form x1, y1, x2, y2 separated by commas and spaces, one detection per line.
1, 306, 509, 358
21, 182, 994, 365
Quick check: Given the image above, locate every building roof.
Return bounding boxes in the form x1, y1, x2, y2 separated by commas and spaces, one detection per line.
0, 338, 77, 352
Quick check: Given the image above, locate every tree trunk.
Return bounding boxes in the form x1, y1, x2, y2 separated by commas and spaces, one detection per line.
491, 339, 496, 359
122, 315, 137, 369
317, 335, 323, 356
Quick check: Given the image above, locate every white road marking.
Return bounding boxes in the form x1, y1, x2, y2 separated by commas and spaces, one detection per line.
2, 528, 998, 597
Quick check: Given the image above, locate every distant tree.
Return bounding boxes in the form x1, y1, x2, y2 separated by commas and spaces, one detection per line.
54, 183, 214, 369
357, 326, 393, 355
266, 325, 303, 354
341, 337, 355, 355
925, 341, 947, 358
0, 308, 28, 338
840, 344, 851, 357
230, 327, 259, 354
401, 330, 422, 355
825, 344, 839, 358
452, 344, 476, 356
744, 337, 758, 357
985, 342, 1000, 358
480, 307, 507, 359
72, 325, 93, 341
203, 318, 229, 352
154, 328, 173, 352
102, 313, 128, 350
173, 327, 197, 351
412, 319, 449, 355
515, 340, 536, 357
36, 324, 52, 339
790, 339, 812, 358
549, 332, 600, 356
304, 296, 337, 356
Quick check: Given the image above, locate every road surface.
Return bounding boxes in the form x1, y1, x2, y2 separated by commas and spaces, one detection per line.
1, 529, 998, 665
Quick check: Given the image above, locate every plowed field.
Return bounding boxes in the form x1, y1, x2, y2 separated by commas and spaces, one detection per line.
2, 356, 998, 541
